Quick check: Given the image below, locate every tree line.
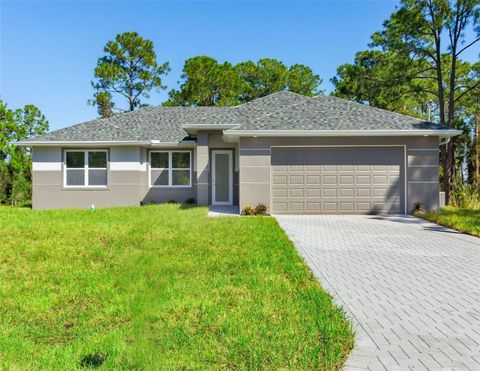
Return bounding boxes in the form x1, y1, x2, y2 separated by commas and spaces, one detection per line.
89, 31, 322, 116
1, 0, 479, 206
0, 102, 48, 205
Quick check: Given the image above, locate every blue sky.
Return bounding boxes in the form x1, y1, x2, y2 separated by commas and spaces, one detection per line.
1, 1, 478, 131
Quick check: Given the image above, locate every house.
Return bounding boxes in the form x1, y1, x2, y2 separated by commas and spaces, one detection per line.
17, 91, 461, 214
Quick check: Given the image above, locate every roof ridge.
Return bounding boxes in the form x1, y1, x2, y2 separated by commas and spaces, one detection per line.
234, 90, 307, 109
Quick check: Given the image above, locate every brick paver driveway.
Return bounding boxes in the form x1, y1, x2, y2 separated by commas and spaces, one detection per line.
275, 215, 480, 370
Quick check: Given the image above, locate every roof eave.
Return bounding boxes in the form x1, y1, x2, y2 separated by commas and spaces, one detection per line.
223, 129, 463, 138
16, 140, 197, 147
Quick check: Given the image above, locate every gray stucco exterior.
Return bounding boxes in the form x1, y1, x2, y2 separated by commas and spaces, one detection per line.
31, 131, 240, 210
32, 134, 439, 213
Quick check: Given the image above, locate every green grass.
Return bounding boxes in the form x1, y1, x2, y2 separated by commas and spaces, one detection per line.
0, 205, 353, 369
419, 206, 480, 237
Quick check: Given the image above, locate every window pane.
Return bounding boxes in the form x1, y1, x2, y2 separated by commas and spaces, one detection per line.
88, 152, 107, 168
66, 152, 84, 168
151, 169, 169, 186
172, 170, 190, 186
66, 169, 85, 186
151, 152, 168, 168
88, 169, 107, 186
172, 152, 190, 168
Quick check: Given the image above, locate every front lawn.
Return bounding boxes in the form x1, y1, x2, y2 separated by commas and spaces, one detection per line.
419, 206, 480, 237
0, 205, 353, 369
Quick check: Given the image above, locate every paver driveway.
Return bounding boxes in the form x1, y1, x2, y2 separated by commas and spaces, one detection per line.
275, 215, 480, 370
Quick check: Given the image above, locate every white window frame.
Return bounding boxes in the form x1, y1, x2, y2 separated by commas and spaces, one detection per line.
149, 150, 192, 188
64, 150, 108, 188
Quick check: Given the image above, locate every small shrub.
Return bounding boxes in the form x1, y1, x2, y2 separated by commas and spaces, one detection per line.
167, 200, 179, 204
254, 203, 268, 215
241, 205, 255, 216
185, 198, 196, 205
414, 202, 424, 214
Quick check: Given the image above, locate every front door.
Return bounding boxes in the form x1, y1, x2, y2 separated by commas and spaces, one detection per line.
212, 150, 233, 205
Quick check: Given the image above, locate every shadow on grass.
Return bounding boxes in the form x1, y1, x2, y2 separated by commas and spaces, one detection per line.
80, 352, 107, 368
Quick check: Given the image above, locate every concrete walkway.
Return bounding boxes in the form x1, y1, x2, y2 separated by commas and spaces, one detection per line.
275, 215, 480, 370
208, 205, 239, 217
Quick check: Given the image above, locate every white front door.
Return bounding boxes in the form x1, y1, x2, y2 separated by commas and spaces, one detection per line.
212, 150, 233, 205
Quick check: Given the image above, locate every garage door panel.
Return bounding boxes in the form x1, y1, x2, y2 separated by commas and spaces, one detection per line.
307, 188, 321, 197
272, 165, 287, 172
289, 202, 304, 211
289, 165, 304, 172
272, 202, 288, 212
271, 147, 405, 214
272, 175, 287, 185
306, 175, 320, 184
323, 188, 337, 197
272, 188, 287, 197
323, 202, 337, 211
289, 188, 304, 197
322, 164, 337, 171
289, 175, 304, 185
323, 175, 337, 185
339, 164, 354, 171
340, 202, 355, 211
356, 188, 371, 197
306, 203, 321, 211
340, 188, 355, 197
340, 175, 354, 185
356, 202, 372, 211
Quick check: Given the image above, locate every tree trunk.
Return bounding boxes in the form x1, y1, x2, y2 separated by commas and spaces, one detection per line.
476, 112, 480, 186
432, 34, 450, 203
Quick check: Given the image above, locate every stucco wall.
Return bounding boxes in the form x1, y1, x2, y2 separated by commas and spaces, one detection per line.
32, 146, 196, 209
31, 135, 440, 213
238, 136, 440, 214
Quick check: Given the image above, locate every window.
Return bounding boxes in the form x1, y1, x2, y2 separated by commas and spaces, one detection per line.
150, 151, 191, 187
65, 150, 108, 187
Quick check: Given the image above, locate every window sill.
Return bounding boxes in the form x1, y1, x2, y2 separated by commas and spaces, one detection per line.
62, 186, 110, 191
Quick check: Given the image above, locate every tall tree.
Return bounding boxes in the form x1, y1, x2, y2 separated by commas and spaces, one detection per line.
333, 0, 480, 203
235, 59, 321, 102
91, 32, 170, 113
166, 57, 321, 106
287, 64, 322, 97
235, 59, 289, 101
165, 56, 244, 106
332, 50, 434, 118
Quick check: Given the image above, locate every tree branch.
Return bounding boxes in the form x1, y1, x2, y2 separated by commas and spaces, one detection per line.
454, 81, 480, 103
456, 37, 480, 57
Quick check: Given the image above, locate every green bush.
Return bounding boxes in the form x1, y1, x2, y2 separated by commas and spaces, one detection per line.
451, 184, 480, 210
10, 170, 31, 206
185, 198, 196, 205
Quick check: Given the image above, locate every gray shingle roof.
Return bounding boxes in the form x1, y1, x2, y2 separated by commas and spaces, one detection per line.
236, 93, 446, 131
20, 91, 453, 144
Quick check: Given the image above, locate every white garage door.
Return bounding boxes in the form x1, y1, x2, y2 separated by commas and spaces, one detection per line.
271, 147, 405, 214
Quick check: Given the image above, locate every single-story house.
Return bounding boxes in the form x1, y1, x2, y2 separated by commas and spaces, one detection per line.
17, 91, 461, 214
